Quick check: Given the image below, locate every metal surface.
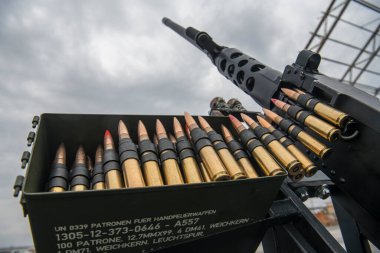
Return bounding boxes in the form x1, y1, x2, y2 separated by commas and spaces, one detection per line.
305, 0, 380, 94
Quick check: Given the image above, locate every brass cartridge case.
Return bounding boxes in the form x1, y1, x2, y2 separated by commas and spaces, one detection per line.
286, 143, 317, 177
199, 160, 212, 182
237, 157, 258, 178
282, 88, 349, 128
265, 139, 301, 175
92, 182, 105, 190
199, 146, 230, 181
291, 126, 331, 159
250, 145, 285, 176
50, 187, 65, 193
302, 114, 340, 142
122, 159, 146, 188
105, 170, 124, 189
181, 157, 203, 183
216, 148, 247, 180
162, 159, 184, 185
142, 160, 164, 186
313, 103, 349, 128
71, 185, 87, 191
240, 113, 300, 175
289, 170, 305, 182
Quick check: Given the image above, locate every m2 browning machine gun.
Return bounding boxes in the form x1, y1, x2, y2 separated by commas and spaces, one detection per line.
163, 18, 380, 252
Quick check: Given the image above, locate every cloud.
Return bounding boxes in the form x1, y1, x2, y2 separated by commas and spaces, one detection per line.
0, 0, 329, 246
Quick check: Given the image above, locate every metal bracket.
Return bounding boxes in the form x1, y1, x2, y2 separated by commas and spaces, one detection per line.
13, 175, 24, 197
27, 131, 35, 147
32, 115, 39, 128
20, 151, 30, 169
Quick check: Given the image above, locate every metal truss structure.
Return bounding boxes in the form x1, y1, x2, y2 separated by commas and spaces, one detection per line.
305, 0, 380, 97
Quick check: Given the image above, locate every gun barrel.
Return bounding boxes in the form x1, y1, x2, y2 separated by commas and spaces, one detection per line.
162, 17, 282, 108
162, 17, 203, 51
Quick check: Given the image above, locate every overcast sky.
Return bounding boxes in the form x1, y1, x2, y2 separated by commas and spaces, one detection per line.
1, 0, 376, 247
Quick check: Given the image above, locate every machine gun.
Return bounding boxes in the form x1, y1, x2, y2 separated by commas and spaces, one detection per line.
163, 17, 380, 252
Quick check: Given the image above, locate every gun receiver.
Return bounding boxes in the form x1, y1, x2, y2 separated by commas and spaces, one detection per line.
163, 17, 380, 246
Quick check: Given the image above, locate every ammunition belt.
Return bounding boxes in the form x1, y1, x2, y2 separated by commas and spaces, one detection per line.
103, 149, 121, 173
213, 141, 228, 151
207, 131, 224, 143
271, 129, 285, 139
254, 126, 270, 139
158, 138, 177, 162
49, 163, 68, 180
234, 150, 249, 160
279, 119, 295, 133
176, 138, 193, 151
289, 125, 303, 139
246, 139, 263, 153
176, 137, 195, 160
298, 93, 319, 110
158, 138, 175, 154
138, 140, 159, 163
239, 129, 257, 145
92, 173, 105, 184
70, 176, 90, 188
279, 138, 293, 147
92, 163, 104, 177
297, 111, 312, 124
47, 177, 68, 190
119, 138, 139, 164
190, 128, 212, 153
227, 140, 244, 153
226, 140, 249, 160
179, 149, 195, 160
70, 165, 90, 179
287, 105, 303, 119
261, 134, 277, 146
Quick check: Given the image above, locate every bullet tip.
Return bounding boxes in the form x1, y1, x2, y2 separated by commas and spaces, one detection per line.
228, 114, 236, 120
104, 130, 111, 138
257, 115, 270, 128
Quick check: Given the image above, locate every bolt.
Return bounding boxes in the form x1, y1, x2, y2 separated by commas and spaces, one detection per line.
316, 184, 330, 199
295, 187, 309, 202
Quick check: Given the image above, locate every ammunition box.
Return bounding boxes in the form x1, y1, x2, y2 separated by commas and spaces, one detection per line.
21, 114, 286, 253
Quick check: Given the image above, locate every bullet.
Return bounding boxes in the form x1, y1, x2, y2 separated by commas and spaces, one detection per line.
138, 121, 164, 186
173, 117, 203, 183
70, 146, 90, 191
272, 98, 340, 142
118, 120, 146, 188
48, 143, 69, 192
263, 109, 331, 159
91, 145, 106, 190
103, 130, 125, 189
184, 112, 230, 181
87, 156, 93, 173
197, 154, 212, 182
229, 115, 285, 176
283, 88, 349, 128
185, 124, 210, 182
156, 119, 184, 185
198, 116, 247, 180
227, 98, 247, 112
257, 116, 317, 177
221, 125, 259, 179
241, 113, 302, 176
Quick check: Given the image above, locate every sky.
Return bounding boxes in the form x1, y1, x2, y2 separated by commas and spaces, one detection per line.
0, 0, 377, 247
